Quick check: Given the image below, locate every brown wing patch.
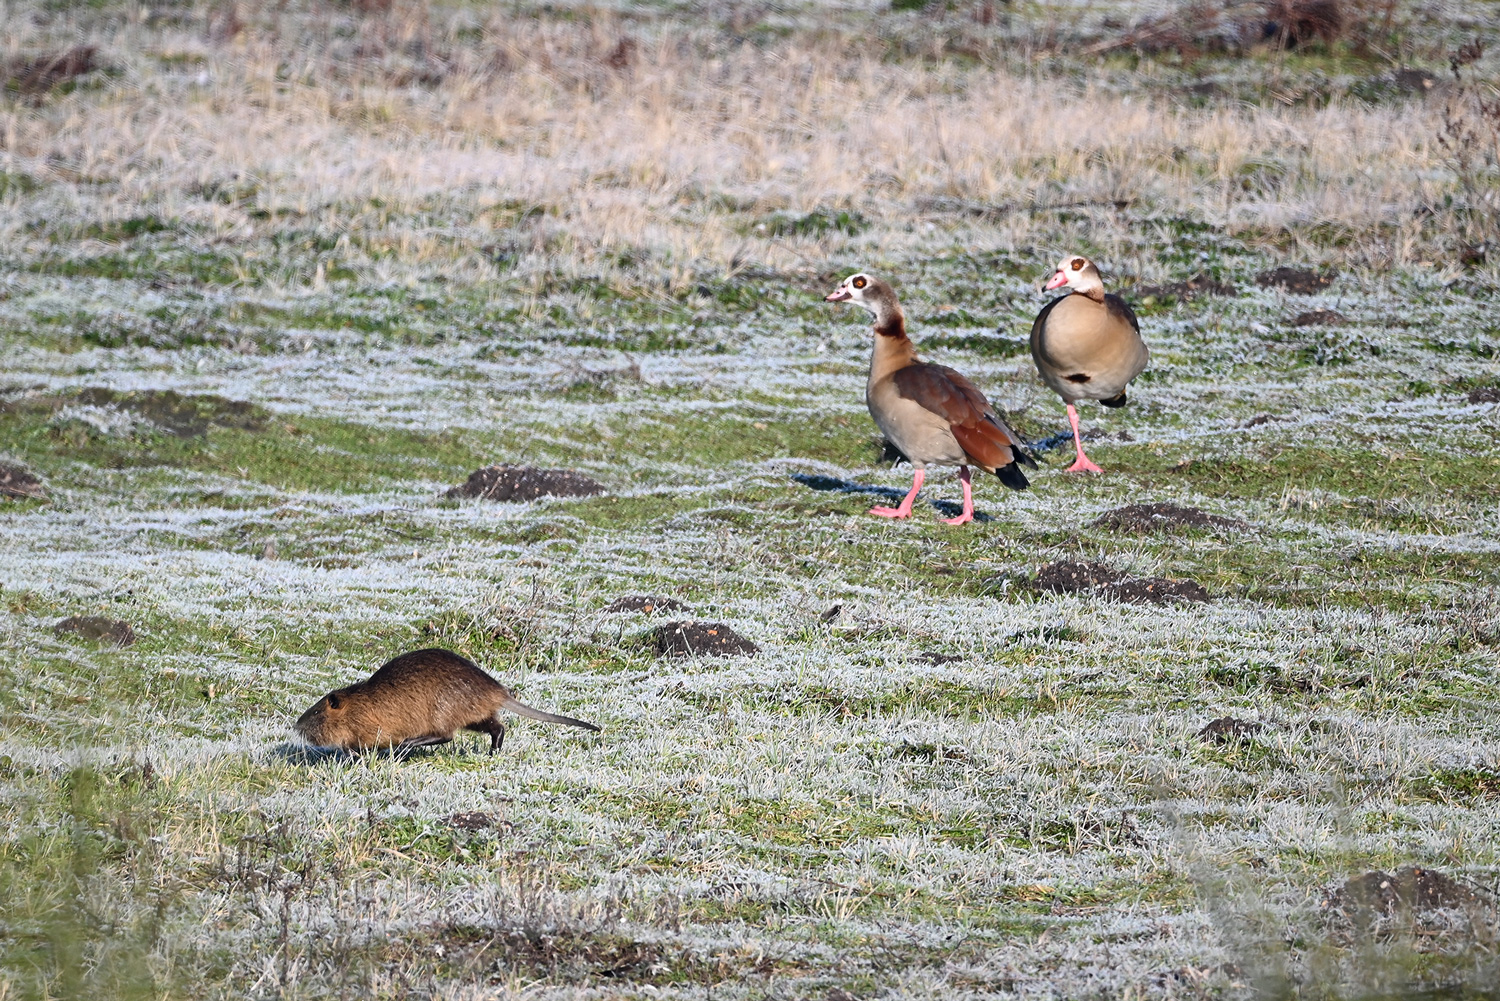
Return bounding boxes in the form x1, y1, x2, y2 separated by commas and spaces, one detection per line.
893, 364, 1024, 470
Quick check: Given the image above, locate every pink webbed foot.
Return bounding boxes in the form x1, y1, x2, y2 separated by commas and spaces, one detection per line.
940, 465, 975, 525
1065, 455, 1104, 474
870, 467, 924, 520
869, 504, 912, 519
1064, 404, 1104, 474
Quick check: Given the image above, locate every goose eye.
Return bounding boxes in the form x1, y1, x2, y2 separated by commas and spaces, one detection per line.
852, 276, 867, 289
1071, 259, 1084, 271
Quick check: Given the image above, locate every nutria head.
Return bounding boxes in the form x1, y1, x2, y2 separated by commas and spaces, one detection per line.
294, 687, 363, 749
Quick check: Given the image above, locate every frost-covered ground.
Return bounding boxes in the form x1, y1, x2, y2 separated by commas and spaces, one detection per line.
4, 1, 1500, 998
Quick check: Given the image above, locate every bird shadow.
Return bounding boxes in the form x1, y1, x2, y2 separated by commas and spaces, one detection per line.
790, 474, 993, 523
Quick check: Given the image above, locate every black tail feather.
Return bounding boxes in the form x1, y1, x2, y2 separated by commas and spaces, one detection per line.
1099, 391, 1128, 408
995, 462, 1030, 491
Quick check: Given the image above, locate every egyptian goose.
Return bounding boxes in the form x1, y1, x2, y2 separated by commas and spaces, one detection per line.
1029, 255, 1148, 473
825, 273, 1035, 526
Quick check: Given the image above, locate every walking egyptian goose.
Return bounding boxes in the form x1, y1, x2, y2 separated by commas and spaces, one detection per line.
824, 273, 1035, 526
1029, 255, 1148, 474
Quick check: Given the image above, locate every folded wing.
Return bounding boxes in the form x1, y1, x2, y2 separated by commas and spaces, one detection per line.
892, 364, 1036, 473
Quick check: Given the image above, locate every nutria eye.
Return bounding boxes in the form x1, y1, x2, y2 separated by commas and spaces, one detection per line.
852, 276, 867, 289
1071, 259, 1084, 271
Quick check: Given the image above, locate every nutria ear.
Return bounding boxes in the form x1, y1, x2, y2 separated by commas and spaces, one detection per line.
327, 693, 341, 710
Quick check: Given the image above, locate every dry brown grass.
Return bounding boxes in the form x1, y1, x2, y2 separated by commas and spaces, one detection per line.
0, 2, 1483, 284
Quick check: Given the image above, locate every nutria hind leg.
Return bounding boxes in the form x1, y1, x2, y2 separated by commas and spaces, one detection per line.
465, 717, 507, 755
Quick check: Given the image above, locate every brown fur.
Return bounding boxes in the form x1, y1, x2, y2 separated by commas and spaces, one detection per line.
294, 648, 600, 754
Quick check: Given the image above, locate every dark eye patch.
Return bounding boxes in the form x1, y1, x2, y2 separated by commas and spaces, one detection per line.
852, 276, 867, 289
1071, 258, 1084, 271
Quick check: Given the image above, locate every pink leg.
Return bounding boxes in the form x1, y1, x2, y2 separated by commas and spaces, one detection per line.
871, 468, 923, 519
1065, 404, 1103, 474
942, 466, 974, 526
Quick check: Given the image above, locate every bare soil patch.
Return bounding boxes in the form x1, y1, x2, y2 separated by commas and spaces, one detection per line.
446, 465, 604, 502
1326, 866, 1481, 915
446, 811, 503, 832
5, 46, 97, 94
1092, 502, 1246, 534
652, 621, 759, 657
605, 595, 688, 614
1033, 560, 1211, 605
1197, 717, 1264, 744
1257, 267, 1336, 294
54, 615, 135, 646
1290, 309, 1348, 326
0, 462, 46, 500
1468, 386, 1500, 404
1134, 273, 1237, 300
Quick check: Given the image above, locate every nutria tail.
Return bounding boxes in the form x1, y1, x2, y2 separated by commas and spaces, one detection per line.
498, 692, 601, 732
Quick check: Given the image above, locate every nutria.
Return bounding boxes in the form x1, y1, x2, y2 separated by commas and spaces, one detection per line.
294, 648, 600, 754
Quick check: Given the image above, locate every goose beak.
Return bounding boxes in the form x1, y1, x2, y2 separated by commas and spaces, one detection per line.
1043, 270, 1069, 291
825, 289, 852, 302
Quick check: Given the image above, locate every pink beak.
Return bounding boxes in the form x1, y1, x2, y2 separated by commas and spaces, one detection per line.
1044, 270, 1069, 291
825, 289, 851, 302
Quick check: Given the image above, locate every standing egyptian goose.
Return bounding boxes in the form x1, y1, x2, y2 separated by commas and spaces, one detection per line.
1030, 255, 1148, 474
825, 273, 1035, 526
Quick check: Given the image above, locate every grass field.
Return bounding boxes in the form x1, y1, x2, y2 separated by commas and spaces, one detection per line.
3, 0, 1500, 997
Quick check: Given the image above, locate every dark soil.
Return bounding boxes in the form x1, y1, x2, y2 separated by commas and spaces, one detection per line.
1134, 273, 1237, 300
1326, 866, 1481, 914
652, 621, 759, 658
1034, 560, 1123, 593
1197, 717, 1264, 744
446, 811, 502, 832
1290, 309, 1347, 326
54, 615, 136, 646
1469, 386, 1500, 405
1391, 68, 1439, 94
6, 46, 97, 94
1111, 578, 1211, 604
1092, 502, 1246, 534
446, 465, 604, 502
1033, 560, 1211, 605
1243, 414, 1282, 427
920, 652, 965, 665
0, 462, 46, 500
605, 595, 688, 614
74, 388, 266, 437
1256, 267, 1336, 294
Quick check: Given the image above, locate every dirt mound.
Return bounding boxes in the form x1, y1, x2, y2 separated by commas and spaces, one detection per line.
652, 621, 759, 658
446, 811, 502, 832
446, 465, 604, 502
1092, 502, 1245, 534
605, 595, 687, 614
1034, 560, 1211, 605
0, 462, 46, 500
6, 46, 97, 94
54, 615, 135, 647
1197, 717, 1264, 744
1035, 560, 1121, 593
1134, 273, 1237, 301
1469, 386, 1500, 405
1257, 267, 1336, 294
1326, 866, 1481, 914
1112, 578, 1212, 604
1290, 309, 1347, 326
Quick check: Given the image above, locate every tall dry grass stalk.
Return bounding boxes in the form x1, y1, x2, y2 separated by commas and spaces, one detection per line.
0, 2, 1473, 280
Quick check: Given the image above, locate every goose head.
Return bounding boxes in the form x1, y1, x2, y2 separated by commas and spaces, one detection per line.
1044, 255, 1106, 299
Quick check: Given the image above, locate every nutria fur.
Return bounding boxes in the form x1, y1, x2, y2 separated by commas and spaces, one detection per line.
294, 648, 600, 754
